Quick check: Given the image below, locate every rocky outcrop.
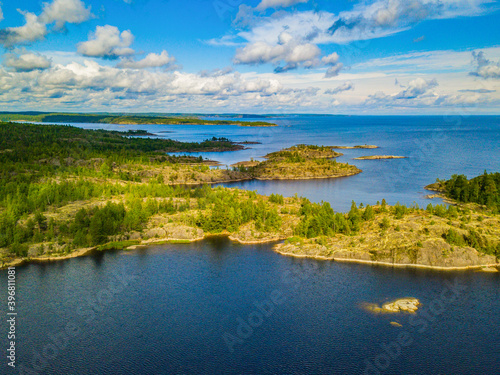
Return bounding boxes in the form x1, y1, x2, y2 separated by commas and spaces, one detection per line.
364, 298, 421, 314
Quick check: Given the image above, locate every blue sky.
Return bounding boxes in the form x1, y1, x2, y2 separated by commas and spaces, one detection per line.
0, 0, 499, 114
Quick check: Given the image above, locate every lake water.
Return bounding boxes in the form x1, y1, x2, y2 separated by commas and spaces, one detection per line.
2, 237, 499, 374
3, 116, 499, 374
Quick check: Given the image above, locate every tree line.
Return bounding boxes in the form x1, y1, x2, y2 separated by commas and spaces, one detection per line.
442, 172, 499, 212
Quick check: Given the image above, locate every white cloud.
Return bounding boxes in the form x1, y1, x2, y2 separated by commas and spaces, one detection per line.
395, 77, 438, 99
227, 0, 494, 50
40, 0, 92, 29
117, 51, 177, 69
0, 0, 92, 47
0, 5, 3, 22
364, 77, 439, 107
225, 0, 492, 77
325, 81, 354, 95
0, 12, 47, 48
3, 52, 52, 72
234, 32, 342, 77
77, 25, 135, 59
256, 0, 308, 11
0, 59, 333, 112
328, 0, 493, 44
234, 32, 320, 70
470, 51, 500, 79
1, 47, 499, 114
325, 63, 343, 78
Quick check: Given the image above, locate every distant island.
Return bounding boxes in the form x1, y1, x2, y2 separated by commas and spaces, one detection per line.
353, 155, 407, 160
0, 122, 498, 272
0, 111, 277, 127
332, 145, 379, 149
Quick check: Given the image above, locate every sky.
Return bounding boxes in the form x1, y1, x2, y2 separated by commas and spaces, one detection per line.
0, 0, 499, 114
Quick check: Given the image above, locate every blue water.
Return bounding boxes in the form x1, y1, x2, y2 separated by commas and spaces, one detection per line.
3, 116, 499, 374
60, 115, 500, 212
1, 238, 499, 374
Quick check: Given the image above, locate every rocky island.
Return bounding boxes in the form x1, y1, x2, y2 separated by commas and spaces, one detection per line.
363, 298, 421, 314
248, 145, 360, 180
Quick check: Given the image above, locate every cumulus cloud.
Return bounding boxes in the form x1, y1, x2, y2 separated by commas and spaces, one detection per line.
234, 32, 320, 69
470, 51, 500, 79
327, 0, 492, 43
325, 81, 354, 95
256, 0, 308, 11
324, 64, 343, 77
223, 0, 491, 77
78, 25, 135, 59
40, 0, 92, 29
0, 0, 92, 47
234, 32, 342, 77
117, 51, 176, 69
364, 77, 439, 107
0, 12, 48, 48
395, 77, 438, 99
226, 0, 493, 50
3, 52, 52, 72
0, 59, 307, 111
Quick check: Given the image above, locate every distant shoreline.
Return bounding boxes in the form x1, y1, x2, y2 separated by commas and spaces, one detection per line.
353, 155, 407, 160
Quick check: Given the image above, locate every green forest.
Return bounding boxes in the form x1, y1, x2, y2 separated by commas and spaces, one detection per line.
441, 172, 500, 212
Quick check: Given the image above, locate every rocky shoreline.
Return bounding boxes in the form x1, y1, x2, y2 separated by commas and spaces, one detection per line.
4, 233, 498, 272
272, 247, 499, 272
